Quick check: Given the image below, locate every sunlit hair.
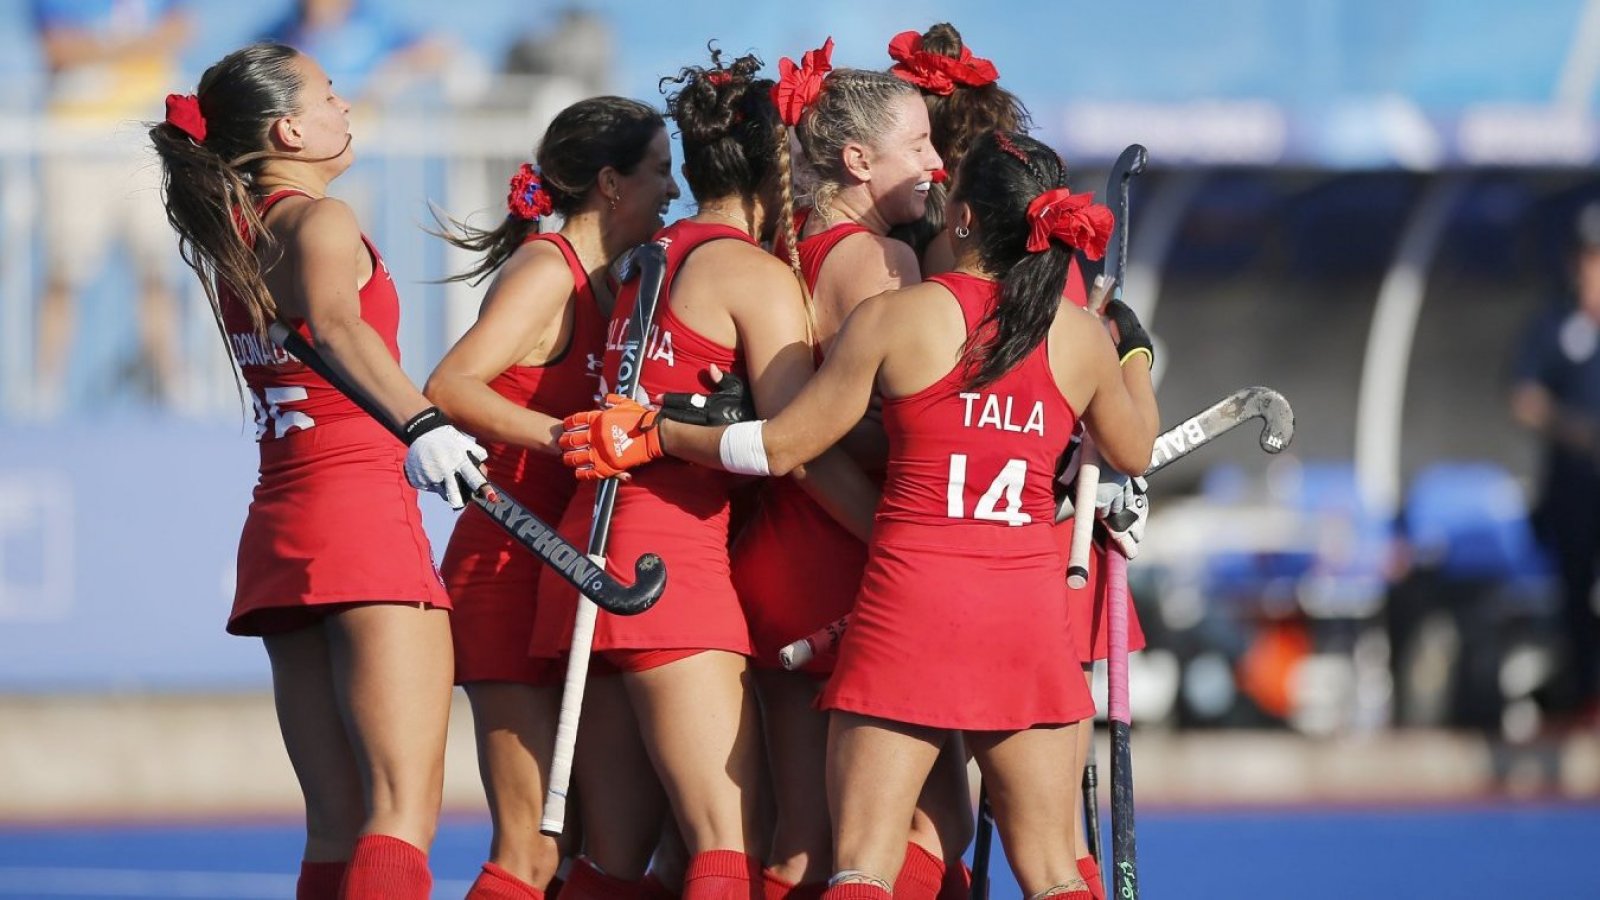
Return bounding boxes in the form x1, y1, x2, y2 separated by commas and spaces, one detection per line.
662, 45, 812, 332
893, 23, 1032, 256
149, 43, 304, 344
951, 130, 1073, 388
794, 68, 921, 214
435, 96, 664, 285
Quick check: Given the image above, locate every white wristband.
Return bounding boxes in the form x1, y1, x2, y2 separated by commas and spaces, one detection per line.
718, 420, 771, 476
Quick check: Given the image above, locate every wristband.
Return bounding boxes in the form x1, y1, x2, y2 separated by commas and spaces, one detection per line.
1120, 347, 1154, 368
718, 420, 771, 476
400, 406, 452, 445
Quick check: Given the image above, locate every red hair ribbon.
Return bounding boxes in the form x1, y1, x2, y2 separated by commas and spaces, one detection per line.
887, 30, 999, 96
1025, 188, 1113, 260
771, 37, 834, 126
507, 163, 554, 221
931, 168, 949, 184
164, 93, 207, 143
705, 69, 733, 87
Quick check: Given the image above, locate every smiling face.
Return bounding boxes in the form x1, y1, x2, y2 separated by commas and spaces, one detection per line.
857, 93, 943, 227
279, 52, 354, 174
608, 127, 679, 243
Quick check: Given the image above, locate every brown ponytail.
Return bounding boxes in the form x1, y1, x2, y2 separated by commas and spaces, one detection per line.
149, 43, 303, 344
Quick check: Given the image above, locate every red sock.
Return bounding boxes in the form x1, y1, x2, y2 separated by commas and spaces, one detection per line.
682, 850, 761, 900
468, 861, 546, 899
819, 884, 891, 900
935, 862, 971, 900
891, 843, 945, 900
341, 834, 431, 900
563, 857, 658, 900
1077, 856, 1104, 900
297, 860, 346, 900
762, 868, 827, 900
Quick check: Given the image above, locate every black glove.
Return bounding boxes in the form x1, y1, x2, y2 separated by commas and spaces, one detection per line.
1105, 299, 1154, 367
657, 369, 756, 427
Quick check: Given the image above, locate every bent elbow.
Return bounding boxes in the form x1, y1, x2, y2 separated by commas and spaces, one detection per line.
1102, 434, 1156, 477
767, 452, 800, 478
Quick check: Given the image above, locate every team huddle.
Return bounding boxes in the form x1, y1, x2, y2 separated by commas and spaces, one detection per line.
152, 22, 1157, 900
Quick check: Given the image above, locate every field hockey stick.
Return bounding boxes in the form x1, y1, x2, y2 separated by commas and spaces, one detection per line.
541, 240, 669, 835
1092, 140, 1148, 900
969, 784, 996, 900
777, 385, 1295, 668
266, 323, 665, 617
1075, 143, 1150, 883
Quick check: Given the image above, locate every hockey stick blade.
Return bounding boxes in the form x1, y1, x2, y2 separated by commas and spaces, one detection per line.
1143, 385, 1294, 477
267, 322, 665, 616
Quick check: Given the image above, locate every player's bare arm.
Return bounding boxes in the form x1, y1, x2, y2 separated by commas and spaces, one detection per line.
425, 241, 579, 453
269, 196, 432, 428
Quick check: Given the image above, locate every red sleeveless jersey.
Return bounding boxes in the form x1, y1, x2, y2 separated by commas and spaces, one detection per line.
442, 232, 608, 684
532, 219, 757, 657
877, 272, 1076, 528
219, 189, 400, 442
731, 214, 877, 672
819, 272, 1095, 729
224, 190, 447, 636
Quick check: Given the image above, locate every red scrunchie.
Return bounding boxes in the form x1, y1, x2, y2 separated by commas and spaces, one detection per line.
507, 163, 554, 221
886, 31, 999, 96
771, 37, 834, 126
164, 93, 207, 143
1025, 188, 1114, 260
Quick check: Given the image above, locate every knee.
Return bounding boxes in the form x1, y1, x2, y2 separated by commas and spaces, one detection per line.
909, 803, 974, 861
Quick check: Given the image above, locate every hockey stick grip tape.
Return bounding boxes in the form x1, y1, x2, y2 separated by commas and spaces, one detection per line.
540, 573, 602, 836
1066, 460, 1100, 589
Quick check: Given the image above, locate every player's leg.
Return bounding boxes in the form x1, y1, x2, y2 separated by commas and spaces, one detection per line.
264, 624, 364, 900
967, 725, 1087, 898
464, 681, 564, 895
625, 651, 769, 898
904, 735, 973, 900
825, 712, 945, 896
565, 670, 671, 897
326, 602, 454, 898
757, 667, 833, 891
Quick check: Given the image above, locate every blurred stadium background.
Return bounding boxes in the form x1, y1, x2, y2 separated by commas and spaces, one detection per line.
2, 0, 1599, 897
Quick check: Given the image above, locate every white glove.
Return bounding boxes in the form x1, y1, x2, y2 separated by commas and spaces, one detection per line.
1099, 474, 1149, 559
402, 410, 489, 509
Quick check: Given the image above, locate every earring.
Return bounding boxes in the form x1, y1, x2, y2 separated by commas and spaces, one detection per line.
610, 194, 620, 211
955, 225, 970, 239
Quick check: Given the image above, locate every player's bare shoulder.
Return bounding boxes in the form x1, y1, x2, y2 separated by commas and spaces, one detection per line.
828, 229, 922, 290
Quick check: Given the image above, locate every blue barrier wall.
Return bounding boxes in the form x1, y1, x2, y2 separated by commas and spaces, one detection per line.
0, 420, 463, 691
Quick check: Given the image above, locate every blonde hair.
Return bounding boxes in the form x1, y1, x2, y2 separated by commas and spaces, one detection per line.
795, 68, 920, 213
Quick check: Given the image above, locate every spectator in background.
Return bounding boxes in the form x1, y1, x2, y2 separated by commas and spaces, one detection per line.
264, 0, 454, 107
1510, 200, 1600, 727
33, 0, 191, 414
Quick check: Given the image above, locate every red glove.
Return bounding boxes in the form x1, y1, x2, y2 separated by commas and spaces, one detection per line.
560, 394, 665, 482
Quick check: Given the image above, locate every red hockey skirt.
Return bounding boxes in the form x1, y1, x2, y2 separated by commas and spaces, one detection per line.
820, 520, 1095, 731
229, 416, 450, 637
530, 463, 753, 658
442, 503, 566, 686
732, 480, 867, 676
1053, 517, 1146, 664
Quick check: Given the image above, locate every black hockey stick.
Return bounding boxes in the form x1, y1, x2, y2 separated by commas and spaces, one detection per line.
541, 239, 669, 835
266, 323, 665, 617
1073, 143, 1151, 887
1100, 142, 1149, 900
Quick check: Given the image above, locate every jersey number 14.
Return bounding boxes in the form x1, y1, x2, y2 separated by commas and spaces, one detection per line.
947, 455, 1031, 525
